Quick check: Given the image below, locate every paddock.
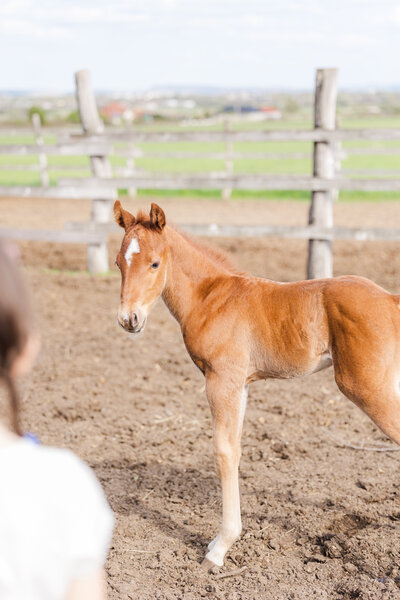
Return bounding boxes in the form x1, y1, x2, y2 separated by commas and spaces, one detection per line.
2, 196, 400, 599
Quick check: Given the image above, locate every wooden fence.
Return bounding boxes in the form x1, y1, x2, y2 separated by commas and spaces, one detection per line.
0, 68, 399, 275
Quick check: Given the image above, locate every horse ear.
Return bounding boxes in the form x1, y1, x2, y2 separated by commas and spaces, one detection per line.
150, 203, 166, 232
113, 200, 135, 230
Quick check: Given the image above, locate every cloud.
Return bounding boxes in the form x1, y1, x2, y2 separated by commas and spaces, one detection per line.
0, 0, 397, 89
0, 1, 383, 52
55, 5, 151, 24
0, 16, 73, 40
341, 34, 375, 46
0, 1, 151, 28
0, 0, 395, 36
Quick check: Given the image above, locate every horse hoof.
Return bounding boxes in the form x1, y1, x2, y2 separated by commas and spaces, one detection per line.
201, 557, 217, 572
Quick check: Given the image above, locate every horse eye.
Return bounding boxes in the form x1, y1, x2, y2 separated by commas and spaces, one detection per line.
151, 261, 160, 269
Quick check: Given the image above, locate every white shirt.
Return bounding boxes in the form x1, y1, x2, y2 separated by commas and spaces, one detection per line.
0, 439, 114, 600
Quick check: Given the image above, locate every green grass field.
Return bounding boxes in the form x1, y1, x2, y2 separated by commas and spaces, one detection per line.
1, 116, 400, 201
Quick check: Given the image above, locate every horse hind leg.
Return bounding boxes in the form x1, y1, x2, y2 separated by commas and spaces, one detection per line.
367, 389, 400, 446
334, 365, 400, 446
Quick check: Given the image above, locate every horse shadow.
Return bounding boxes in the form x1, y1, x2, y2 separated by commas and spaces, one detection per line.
93, 457, 220, 555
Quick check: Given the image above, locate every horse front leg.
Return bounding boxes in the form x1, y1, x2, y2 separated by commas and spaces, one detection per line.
202, 373, 248, 568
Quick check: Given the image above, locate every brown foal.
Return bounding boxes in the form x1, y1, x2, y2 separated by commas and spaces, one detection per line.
114, 201, 400, 568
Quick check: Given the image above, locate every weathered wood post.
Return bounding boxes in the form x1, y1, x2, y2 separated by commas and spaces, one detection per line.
75, 69, 113, 273
307, 68, 338, 279
31, 112, 49, 187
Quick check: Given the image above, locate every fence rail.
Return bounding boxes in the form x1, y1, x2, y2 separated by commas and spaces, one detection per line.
68, 128, 400, 143
0, 143, 398, 159
59, 175, 400, 192
0, 226, 105, 244
0, 186, 116, 199
65, 221, 400, 243
0, 143, 110, 156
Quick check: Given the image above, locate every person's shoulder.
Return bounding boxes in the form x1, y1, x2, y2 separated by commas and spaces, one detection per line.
14, 442, 88, 478
34, 444, 95, 479
35, 444, 107, 501
7, 441, 108, 507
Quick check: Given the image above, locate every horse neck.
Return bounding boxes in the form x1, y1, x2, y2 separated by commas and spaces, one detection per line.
161, 226, 228, 326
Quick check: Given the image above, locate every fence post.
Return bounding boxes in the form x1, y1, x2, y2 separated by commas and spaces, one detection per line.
222, 118, 233, 200
31, 113, 49, 187
307, 68, 338, 279
75, 69, 113, 273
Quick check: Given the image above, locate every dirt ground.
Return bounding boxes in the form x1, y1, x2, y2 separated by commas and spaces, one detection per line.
1, 196, 400, 599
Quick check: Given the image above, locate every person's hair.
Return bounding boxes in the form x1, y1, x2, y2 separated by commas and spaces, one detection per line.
0, 242, 31, 435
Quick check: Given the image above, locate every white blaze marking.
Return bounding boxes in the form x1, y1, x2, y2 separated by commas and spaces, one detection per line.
125, 237, 140, 266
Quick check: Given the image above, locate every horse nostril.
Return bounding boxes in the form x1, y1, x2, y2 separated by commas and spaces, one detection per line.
131, 313, 138, 327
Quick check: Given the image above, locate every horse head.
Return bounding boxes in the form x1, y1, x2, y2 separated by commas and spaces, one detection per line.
114, 201, 167, 334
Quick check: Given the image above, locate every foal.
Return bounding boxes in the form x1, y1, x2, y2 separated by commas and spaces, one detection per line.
114, 201, 400, 568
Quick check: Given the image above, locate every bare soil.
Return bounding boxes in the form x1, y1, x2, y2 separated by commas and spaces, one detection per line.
2, 196, 400, 599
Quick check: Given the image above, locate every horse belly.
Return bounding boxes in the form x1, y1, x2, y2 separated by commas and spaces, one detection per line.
250, 317, 330, 381
249, 347, 331, 382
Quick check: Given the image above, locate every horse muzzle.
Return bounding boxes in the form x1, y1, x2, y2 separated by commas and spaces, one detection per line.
118, 309, 147, 335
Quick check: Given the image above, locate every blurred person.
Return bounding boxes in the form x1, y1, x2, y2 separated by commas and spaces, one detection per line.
0, 241, 113, 600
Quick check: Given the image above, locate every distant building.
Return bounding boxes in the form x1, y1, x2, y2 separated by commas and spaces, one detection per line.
223, 105, 259, 113
100, 101, 150, 124
100, 102, 127, 122
222, 104, 282, 120
260, 106, 282, 119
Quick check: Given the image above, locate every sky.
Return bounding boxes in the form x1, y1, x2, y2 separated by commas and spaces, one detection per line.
1, 0, 400, 92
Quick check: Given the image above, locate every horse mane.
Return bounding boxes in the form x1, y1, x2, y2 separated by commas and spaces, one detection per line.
175, 228, 244, 276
